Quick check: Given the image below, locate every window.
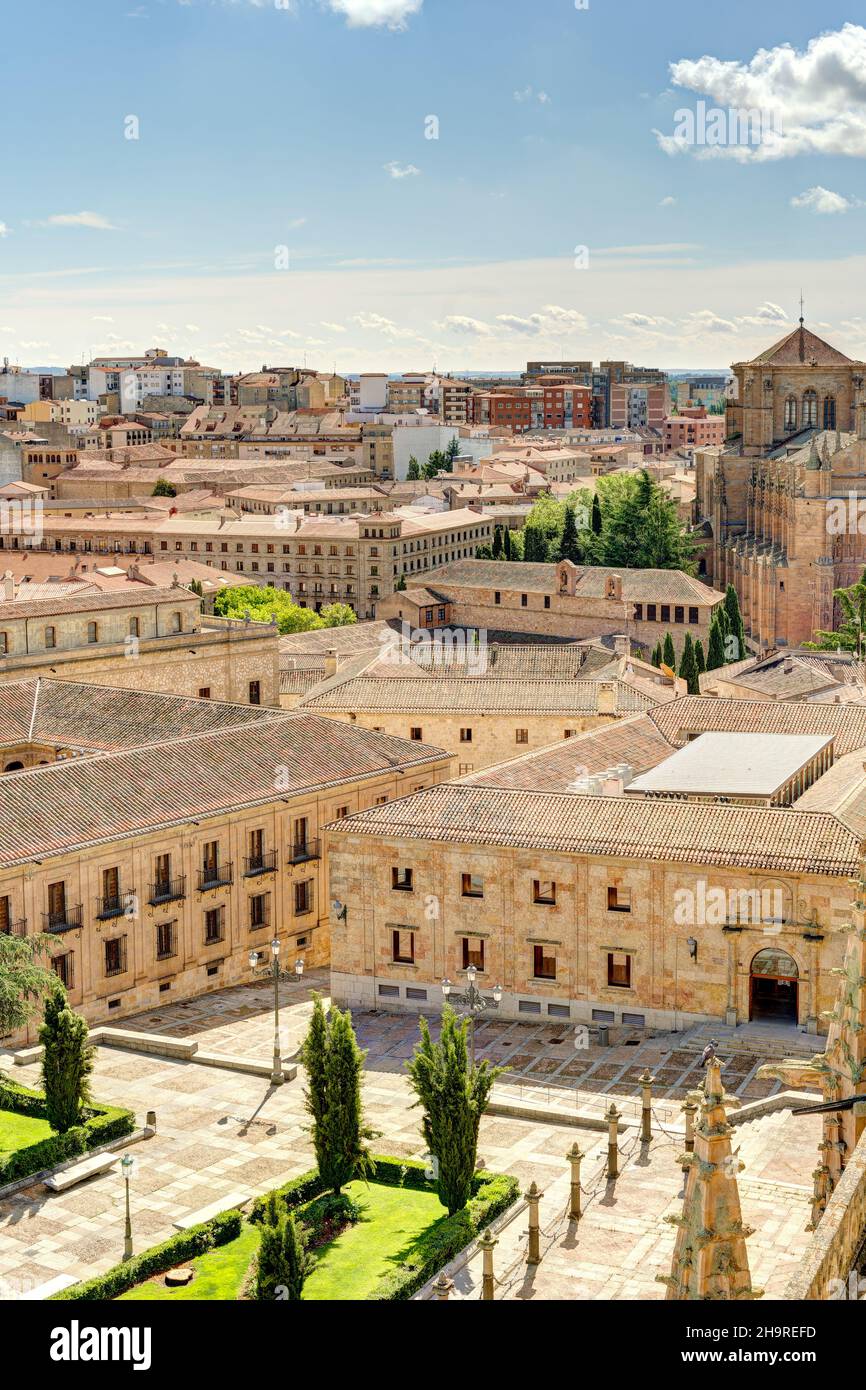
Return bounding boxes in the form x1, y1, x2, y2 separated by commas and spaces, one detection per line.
87, 621, 98, 643
392, 866, 413, 892
156, 921, 177, 960
461, 872, 483, 898
521, 593, 528, 607
607, 885, 631, 912
515, 729, 528, 744
459, 728, 472, 743
647, 604, 657, 622
410, 727, 423, 741
674, 606, 684, 625
392, 928, 415, 963
198, 687, 211, 699
202, 841, 219, 882
104, 936, 128, 977
518, 999, 542, 1015
204, 907, 225, 945
802, 390, 818, 428
533, 945, 556, 980
249, 680, 261, 705
249, 893, 269, 929
494, 591, 501, 605
688, 606, 699, 624
45, 625, 56, 649
53, 952, 74, 990
294, 879, 313, 915
533, 880, 556, 905
784, 396, 797, 431
335, 804, 349, 820
660, 605, 670, 624
607, 952, 631, 988
462, 937, 484, 971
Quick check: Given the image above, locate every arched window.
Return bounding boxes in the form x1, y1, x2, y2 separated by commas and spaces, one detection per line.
823, 395, 836, 430
802, 390, 818, 428
784, 396, 797, 431
751, 946, 798, 979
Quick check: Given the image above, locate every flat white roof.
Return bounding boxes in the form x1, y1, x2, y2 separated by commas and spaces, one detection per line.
626, 732, 833, 798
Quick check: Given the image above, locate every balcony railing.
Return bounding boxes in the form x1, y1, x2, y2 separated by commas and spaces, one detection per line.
288, 839, 320, 865
0, 918, 26, 937
198, 862, 234, 892
148, 877, 186, 906
96, 890, 135, 920
244, 850, 277, 877
43, 905, 83, 934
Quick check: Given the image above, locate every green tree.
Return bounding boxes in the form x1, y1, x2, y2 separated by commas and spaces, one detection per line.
318, 602, 357, 628
0, 932, 58, 1036
152, 477, 176, 497
694, 638, 706, 678
39, 991, 93, 1134
650, 641, 662, 668
491, 525, 504, 560
679, 631, 700, 694
406, 1006, 504, 1216
395, 573, 407, 591
445, 436, 460, 463
188, 578, 204, 598
591, 493, 603, 535
503, 525, 513, 560
809, 567, 866, 654
662, 632, 676, 671
406, 455, 421, 481
301, 996, 376, 1195
558, 505, 582, 565
255, 1209, 307, 1301
724, 584, 746, 663
214, 585, 323, 634
707, 615, 726, 670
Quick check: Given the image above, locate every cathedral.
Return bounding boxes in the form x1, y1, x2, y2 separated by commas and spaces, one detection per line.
696, 317, 866, 650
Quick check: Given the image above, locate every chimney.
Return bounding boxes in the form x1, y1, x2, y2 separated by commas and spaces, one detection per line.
783, 656, 794, 674
596, 681, 618, 716
613, 633, 629, 658
324, 648, 338, 679
2, 570, 14, 601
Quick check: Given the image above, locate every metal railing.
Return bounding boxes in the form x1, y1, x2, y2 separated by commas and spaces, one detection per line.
244, 850, 277, 877
0, 918, 26, 937
288, 839, 320, 865
149, 877, 186, 905
197, 862, 234, 892
95, 890, 135, 920
42, 904, 83, 933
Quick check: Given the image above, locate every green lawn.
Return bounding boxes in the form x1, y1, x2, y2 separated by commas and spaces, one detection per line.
0, 1109, 53, 1157
117, 1222, 261, 1302
303, 1180, 448, 1301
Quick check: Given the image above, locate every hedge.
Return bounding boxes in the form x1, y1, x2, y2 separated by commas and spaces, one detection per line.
49, 1210, 244, 1301
0, 1073, 135, 1186
249, 1153, 447, 1224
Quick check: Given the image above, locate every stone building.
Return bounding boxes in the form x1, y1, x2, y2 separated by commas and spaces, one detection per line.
377, 558, 723, 654
325, 696, 866, 1033
0, 681, 452, 1043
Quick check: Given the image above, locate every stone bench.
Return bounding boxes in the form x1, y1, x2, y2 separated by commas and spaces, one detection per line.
43, 1152, 119, 1193
172, 1191, 251, 1231
195, 1050, 297, 1081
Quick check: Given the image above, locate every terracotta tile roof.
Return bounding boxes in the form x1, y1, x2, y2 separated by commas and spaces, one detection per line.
461, 714, 673, 790
430, 559, 722, 604
278, 620, 396, 657
749, 325, 858, 367
649, 696, 866, 757
0, 586, 192, 621
301, 675, 656, 715
0, 715, 450, 868
328, 783, 859, 875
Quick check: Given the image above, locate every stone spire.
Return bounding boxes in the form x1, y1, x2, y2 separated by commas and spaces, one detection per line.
658, 1058, 761, 1300
806, 436, 820, 470
820, 435, 832, 469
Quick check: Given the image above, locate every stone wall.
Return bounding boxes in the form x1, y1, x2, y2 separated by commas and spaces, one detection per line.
783, 1124, 866, 1300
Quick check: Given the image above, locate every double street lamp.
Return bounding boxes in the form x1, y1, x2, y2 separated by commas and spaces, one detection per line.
442, 966, 503, 1068
249, 937, 305, 1085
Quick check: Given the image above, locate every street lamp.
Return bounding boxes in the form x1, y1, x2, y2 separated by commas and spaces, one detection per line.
441, 967, 503, 1068
120, 1153, 136, 1260
249, 937, 305, 1086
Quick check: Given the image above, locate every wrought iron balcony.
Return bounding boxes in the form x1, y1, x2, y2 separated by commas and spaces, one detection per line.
95, 890, 135, 920
244, 850, 277, 877
148, 877, 186, 906
0, 918, 26, 937
43, 904, 83, 934
288, 839, 320, 865
197, 862, 234, 892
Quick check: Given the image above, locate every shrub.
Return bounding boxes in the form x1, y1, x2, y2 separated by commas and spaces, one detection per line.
303, 1191, 360, 1245
0, 1074, 134, 1186
255, 1210, 308, 1301
50, 1210, 243, 1301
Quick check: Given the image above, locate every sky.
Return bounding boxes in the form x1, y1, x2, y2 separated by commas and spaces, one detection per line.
3, 0, 866, 373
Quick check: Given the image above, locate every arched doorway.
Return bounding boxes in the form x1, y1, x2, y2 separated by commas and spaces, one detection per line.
749, 947, 799, 1023
3, 761, 24, 773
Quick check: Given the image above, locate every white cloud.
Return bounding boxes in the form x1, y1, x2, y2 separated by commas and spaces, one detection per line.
327, 0, 422, 30
439, 315, 493, 336
496, 305, 589, 337
791, 186, 859, 215
659, 196, 677, 207
320, 320, 347, 333
684, 309, 739, 335
0, 222, 9, 237
616, 312, 675, 329
39, 211, 118, 230
91, 315, 114, 323
384, 161, 420, 179
352, 311, 415, 339
287, 217, 307, 230
184, 323, 201, 332
656, 23, 866, 161
738, 301, 789, 327
513, 86, 551, 105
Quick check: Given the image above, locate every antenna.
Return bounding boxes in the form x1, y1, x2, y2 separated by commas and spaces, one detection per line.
799, 290, 805, 326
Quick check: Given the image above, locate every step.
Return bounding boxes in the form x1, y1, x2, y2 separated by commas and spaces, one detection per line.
43, 1152, 119, 1193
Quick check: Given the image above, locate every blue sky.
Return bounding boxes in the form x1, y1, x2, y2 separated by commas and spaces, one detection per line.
3, 0, 866, 370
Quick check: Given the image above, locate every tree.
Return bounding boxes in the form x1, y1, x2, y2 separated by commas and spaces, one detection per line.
724, 584, 746, 664
406, 455, 421, 481
707, 615, 726, 670
255, 1208, 307, 1301
406, 1006, 503, 1216
317, 603, 357, 628
662, 632, 676, 671
152, 477, 176, 497
188, 579, 204, 598
301, 995, 376, 1195
0, 932, 59, 1036
591, 493, 603, 536
491, 525, 504, 560
694, 638, 706, 678
445, 436, 460, 463
808, 567, 866, 654
395, 573, 407, 591
503, 526, 513, 560
39, 991, 93, 1134
558, 505, 582, 565
679, 631, 700, 694
650, 641, 662, 668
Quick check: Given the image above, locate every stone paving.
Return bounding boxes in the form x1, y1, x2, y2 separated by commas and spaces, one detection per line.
0, 975, 824, 1298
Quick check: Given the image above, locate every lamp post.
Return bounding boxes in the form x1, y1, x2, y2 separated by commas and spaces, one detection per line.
120, 1153, 136, 1261
441, 966, 502, 1068
249, 937, 305, 1085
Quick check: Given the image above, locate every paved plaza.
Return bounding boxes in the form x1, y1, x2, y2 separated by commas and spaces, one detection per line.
0, 975, 823, 1298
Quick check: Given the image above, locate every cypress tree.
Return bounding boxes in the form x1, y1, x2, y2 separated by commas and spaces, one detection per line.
407, 455, 421, 481
679, 631, 699, 694
255, 1218, 284, 1301
255, 1208, 307, 1301
301, 995, 376, 1195
491, 525, 504, 559
559, 505, 582, 564
707, 615, 726, 670
39, 990, 93, 1134
694, 638, 706, 677
503, 526, 513, 560
662, 632, 676, 671
591, 493, 603, 535
406, 1006, 504, 1216
280, 1212, 306, 1301
724, 584, 746, 663
651, 641, 662, 668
